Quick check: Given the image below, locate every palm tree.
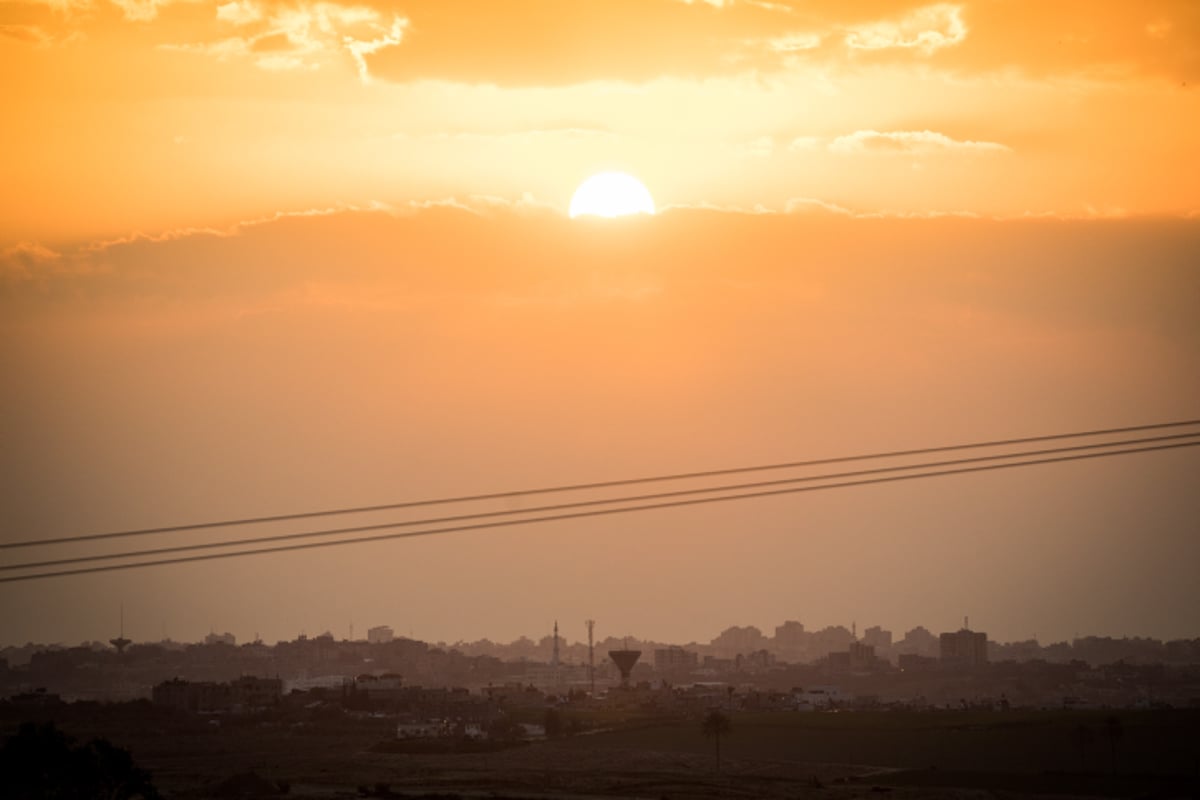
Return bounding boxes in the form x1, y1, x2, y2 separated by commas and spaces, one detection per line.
701, 709, 732, 774
1073, 723, 1093, 772
1105, 716, 1123, 775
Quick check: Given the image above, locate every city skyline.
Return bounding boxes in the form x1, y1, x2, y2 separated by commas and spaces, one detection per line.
3, 1, 1198, 655
5, 608, 1196, 654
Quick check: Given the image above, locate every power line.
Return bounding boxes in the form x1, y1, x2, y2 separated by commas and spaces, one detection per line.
4, 430, 1197, 573
2, 417, 1197, 551
2, 438, 1195, 584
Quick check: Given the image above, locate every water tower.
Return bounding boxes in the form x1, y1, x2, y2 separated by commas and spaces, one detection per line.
608, 648, 642, 688
110, 604, 131, 654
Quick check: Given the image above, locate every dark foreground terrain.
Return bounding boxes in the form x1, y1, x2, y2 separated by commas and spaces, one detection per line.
3, 703, 1198, 799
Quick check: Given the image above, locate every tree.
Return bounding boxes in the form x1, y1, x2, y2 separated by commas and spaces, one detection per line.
701, 709, 732, 774
0, 721, 160, 800
543, 707, 564, 739
1105, 716, 1123, 775
1073, 723, 1094, 772
487, 715, 524, 743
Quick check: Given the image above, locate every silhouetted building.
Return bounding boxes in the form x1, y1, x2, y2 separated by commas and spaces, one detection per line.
897, 625, 940, 658
654, 646, 699, 673
204, 632, 236, 646
774, 620, 805, 645
355, 673, 404, 701
898, 653, 938, 671
862, 625, 893, 650
940, 627, 988, 666
849, 641, 877, 670
229, 675, 283, 708
742, 649, 776, 671
826, 651, 851, 673
153, 678, 225, 712
710, 625, 768, 656
152, 675, 281, 712
367, 625, 394, 644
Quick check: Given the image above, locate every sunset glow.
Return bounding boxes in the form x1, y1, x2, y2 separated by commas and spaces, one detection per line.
1, 0, 1197, 652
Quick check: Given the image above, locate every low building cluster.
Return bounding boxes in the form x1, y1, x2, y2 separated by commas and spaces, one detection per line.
151, 675, 283, 712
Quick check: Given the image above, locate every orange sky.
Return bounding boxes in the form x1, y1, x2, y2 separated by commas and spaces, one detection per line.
1, 1, 1198, 647
2, 0, 1198, 244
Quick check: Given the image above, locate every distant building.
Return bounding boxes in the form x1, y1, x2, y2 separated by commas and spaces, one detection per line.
153, 678, 225, 712
794, 685, 846, 710
396, 720, 448, 739
774, 620, 806, 645
355, 673, 404, 701
897, 625, 940, 658
940, 627, 988, 666
862, 626, 893, 650
710, 625, 769, 656
742, 649, 776, 671
824, 641, 884, 674
229, 675, 283, 709
367, 625, 395, 644
848, 641, 876, 671
152, 676, 281, 712
897, 653, 938, 671
701, 655, 736, 673
654, 646, 699, 673
204, 632, 236, 646
826, 651, 851, 673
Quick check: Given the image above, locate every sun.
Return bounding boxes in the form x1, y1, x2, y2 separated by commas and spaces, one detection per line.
569, 172, 656, 219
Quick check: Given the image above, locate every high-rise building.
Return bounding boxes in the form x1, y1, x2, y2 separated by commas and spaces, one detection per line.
654, 646, 699, 673
862, 626, 893, 650
848, 641, 876, 670
367, 625, 394, 644
939, 624, 988, 666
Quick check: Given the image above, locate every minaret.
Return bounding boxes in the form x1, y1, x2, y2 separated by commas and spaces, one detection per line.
552, 620, 561, 689
586, 619, 595, 696
552, 621, 560, 666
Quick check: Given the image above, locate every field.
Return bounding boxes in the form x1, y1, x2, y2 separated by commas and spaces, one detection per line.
4, 704, 1198, 799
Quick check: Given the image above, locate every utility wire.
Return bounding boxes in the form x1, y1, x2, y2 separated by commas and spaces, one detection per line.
4, 430, 1197, 573
2, 438, 1195, 584
2, 417, 1197, 551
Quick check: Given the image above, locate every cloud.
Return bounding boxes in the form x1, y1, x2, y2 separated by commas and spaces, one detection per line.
844, 3, 966, 54
216, 0, 261, 25
343, 12, 405, 83
828, 129, 1011, 154
783, 197, 855, 215
944, 0, 1200, 81
1, 242, 61, 281
12, 0, 1199, 84
108, 0, 174, 21
161, 0, 405, 79
0, 23, 54, 45
353, 0, 1200, 84
738, 135, 775, 158
160, 36, 250, 60
788, 135, 821, 151
393, 126, 618, 145
765, 32, 822, 53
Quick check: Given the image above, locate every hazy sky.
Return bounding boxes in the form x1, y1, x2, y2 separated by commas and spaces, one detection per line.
1, 0, 1198, 647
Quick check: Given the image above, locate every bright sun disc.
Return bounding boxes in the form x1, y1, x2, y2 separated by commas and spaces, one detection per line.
569, 172, 656, 219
